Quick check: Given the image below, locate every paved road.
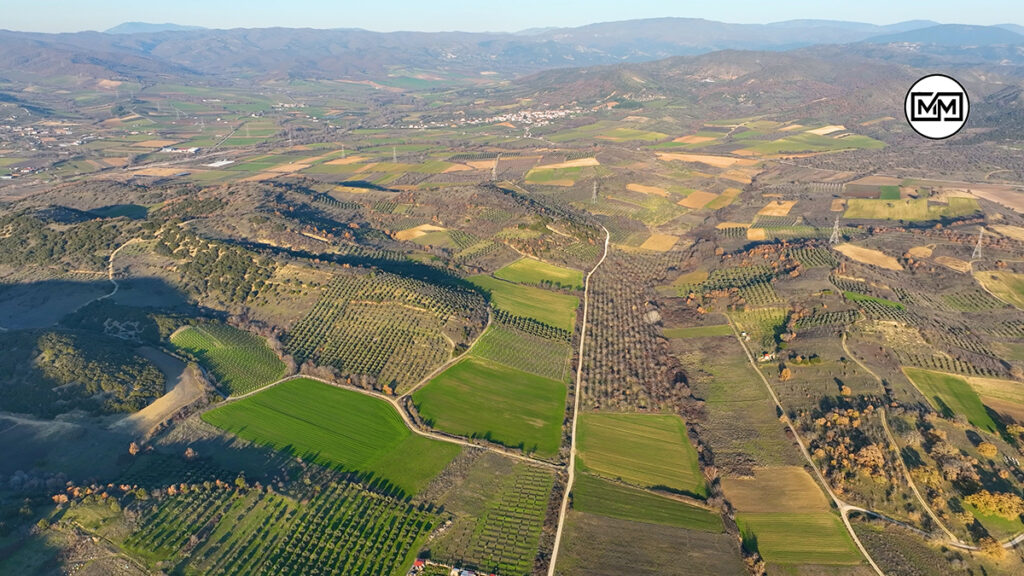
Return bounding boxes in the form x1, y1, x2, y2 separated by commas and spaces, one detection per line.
547, 225, 610, 576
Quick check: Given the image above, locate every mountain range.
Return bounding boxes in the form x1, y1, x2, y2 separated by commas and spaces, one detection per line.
0, 18, 1021, 86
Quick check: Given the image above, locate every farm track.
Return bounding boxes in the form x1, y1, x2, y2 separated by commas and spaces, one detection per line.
547, 225, 610, 576
726, 316, 886, 576
841, 332, 962, 544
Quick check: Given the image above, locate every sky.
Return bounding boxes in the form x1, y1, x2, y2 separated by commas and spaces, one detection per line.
3, 0, 1022, 33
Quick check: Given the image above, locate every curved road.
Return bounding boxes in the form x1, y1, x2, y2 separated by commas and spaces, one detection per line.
547, 225, 610, 576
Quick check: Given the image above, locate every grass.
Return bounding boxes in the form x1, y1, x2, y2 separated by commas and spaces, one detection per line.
525, 166, 582, 185
974, 271, 1024, 310
412, 356, 566, 457
903, 367, 999, 433
844, 197, 980, 221
742, 132, 884, 155
170, 323, 286, 396
663, 325, 733, 338
880, 185, 901, 200
844, 291, 905, 309
577, 413, 706, 498
469, 274, 579, 332
572, 474, 721, 532
495, 258, 583, 290
202, 378, 459, 496
546, 121, 668, 143
736, 513, 862, 565
471, 323, 571, 381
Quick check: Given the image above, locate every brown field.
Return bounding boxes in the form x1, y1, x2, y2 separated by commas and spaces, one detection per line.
758, 200, 798, 217
720, 167, 759, 183
673, 134, 717, 144
716, 221, 750, 229
627, 183, 669, 197
934, 256, 971, 273
96, 79, 123, 89
442, 163, 473, 173
830, 198, 847, 212
640, 233, 679, 252
101, 157, 130, 168
970, 185, 1024, 213
746, 228, 768, 241
779, 124, 805, 132
494, 121, 515, 128
239, 172, 279, 182
965, 376, 1024, 423
333, 185, 370, 194
722, 467, 830, 513
134, 140, 181, 148
466, 159, 497, 171
325, 155, 369, 165
807, 125, 845, 136
677, 190, 719, 209
906, 244, 935, 259
132, 167, 193, 177
991, 225, 1024, 241
537, 157, 600, 170
834, 243, 903, 271
656, 153, 757, 168
113, 348, 206, 436
394, 223, 446, 241
860, 116, 896, 126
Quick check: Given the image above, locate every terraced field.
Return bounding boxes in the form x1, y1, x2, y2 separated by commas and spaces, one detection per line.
170, 322, 286, 396
202, 378, 460, 495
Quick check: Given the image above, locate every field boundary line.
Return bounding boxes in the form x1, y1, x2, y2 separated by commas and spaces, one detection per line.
547, 224, 609, 576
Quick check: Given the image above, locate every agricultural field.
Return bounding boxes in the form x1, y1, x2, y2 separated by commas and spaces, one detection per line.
571, 473, 721, 531
902, 368, 1000, 433
494, 257, 583, 290
284, 272, 485, 392
577, 413, 706, 498
469, 274, 579, 332
663, 324, 733, 338
202, 378, 460, 495
412, 356, 567, 456
723, 467, 862, 566
844, 197, 980, 221
834, 243, 903, 271
974, 270, 1024, 310
471, 322, 571, 381
426, 455, 554, 576
170, 322, 286, 396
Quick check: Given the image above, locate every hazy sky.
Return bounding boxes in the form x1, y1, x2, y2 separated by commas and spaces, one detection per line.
4, 0, 1021, 33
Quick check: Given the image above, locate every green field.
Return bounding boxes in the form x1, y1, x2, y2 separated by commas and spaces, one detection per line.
202, 378, 459, 495
525, 166, 583, 184
844, 197, 980, 221
741, 132, 884, 155
903, 368, 999, 433
663, 325, 733, 338
974, 271, 1024, 310
572, 474, 721, 532
495, 258, 583, 290
879, 185, 901, 200
546, 121, 668, 143
469, 274, 579, 332
577, 413, 706, 498
412, 356, 566, 456
736, 513, 862, 565
170, 323, 286, 396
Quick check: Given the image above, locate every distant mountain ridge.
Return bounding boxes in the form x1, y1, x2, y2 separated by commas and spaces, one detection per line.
0, 18, 1020, 86
105, 22, 207, 34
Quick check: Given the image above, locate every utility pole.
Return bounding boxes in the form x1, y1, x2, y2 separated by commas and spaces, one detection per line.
829, 215, 841, 245
972, 227, 984, 260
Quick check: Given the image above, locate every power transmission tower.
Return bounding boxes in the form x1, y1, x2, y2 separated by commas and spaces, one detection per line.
492, 154, 499, 181
829, 215, 841, 245
972, 227, 984, 260
393, 146, 397, 163
592, 179, 599, 203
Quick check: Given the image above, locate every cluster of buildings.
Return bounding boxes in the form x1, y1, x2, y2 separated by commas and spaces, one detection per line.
401, 107, 582, 130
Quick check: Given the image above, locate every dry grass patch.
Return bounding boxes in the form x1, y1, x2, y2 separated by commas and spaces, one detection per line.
992, 225, 1024, 242
757, 200, 797, 217
716, 221, 749, 229
966, 376, 1024, 421
132, 167, 192, 177
627, 183, 669, 197
807, 125, 845, 135
906, 244, 935, 259
640, 233, 679, 252
935, 256, 971, 273
677, 190, 718, 209
325, 155, 369, 165
537, 157, 600, 169
657, 152, 756, 168
673, 134, 717, 144
722, 467, 830, 513
830, 198, 847, 212
746, 228, 767, 241
394, 223, 446, 241
134, 140, 181, 148
779, 124, 805, 132
834, 243, 903, 271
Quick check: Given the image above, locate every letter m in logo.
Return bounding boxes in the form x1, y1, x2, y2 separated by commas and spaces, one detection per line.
910, 92, 964, 121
